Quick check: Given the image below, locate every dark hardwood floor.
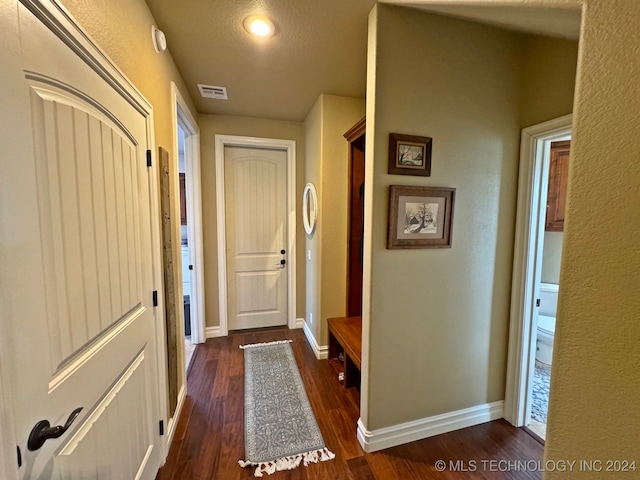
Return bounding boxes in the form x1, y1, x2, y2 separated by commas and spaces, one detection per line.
156, 328, 544, 479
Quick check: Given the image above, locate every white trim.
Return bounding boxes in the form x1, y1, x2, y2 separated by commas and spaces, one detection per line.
302, 321, 328, 360
295, 317, 304, 329
540, 282, 559, 293
170, 82, 205, 345
214, 135, 297, 335
504, 114, 572, 427
205, 326, 224, 338
356, 401, 504, 453
164, 384, 187, 451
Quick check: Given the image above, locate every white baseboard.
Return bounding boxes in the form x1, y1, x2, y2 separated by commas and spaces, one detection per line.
302, 321, 328, 360
357, 400, 504, 452
165, 384, 187, 450
205, 326, 224, 338
295, 317, 304, 328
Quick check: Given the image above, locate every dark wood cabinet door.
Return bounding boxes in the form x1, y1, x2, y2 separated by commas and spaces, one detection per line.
546, 140, 570, 232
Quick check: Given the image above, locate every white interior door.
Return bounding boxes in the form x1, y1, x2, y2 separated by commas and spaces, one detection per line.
225, 146, 288, 330
1, 3, 161, 478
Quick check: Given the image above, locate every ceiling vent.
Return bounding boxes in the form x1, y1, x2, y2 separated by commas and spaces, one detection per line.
197, 84, 228, 100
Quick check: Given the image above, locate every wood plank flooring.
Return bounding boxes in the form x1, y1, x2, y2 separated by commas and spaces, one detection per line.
156, 328, 544, 479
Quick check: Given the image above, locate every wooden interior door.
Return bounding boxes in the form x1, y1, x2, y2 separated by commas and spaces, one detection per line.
2, 4, 162, 478
344, 118, 366, 317
225, 146, 288, 330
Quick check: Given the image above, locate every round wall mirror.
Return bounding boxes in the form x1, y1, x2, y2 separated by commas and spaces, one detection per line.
303, 183, 318, 235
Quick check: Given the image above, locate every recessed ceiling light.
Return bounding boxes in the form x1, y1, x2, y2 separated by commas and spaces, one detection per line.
244, 15, 275, 37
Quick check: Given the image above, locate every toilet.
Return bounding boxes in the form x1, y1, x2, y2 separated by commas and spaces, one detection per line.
535, 283, 559, 365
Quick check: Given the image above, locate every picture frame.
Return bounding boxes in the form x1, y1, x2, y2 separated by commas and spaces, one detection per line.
388, 133, 432, 176
387, 185, 455, 249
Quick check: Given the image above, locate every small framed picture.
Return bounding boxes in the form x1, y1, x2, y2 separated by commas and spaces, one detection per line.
388, 133, 432, 176
387, 185, 455, 249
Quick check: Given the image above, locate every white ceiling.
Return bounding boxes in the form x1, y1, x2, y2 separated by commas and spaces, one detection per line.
145, 0, 581, 121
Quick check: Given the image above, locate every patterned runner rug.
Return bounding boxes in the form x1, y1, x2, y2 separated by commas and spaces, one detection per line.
238, 340, 335, 477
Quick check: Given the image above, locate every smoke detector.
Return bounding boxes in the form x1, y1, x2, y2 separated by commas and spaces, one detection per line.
197, 84, 228, 100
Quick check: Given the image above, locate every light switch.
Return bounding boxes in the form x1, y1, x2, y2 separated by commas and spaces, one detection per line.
307, 249, 311, 261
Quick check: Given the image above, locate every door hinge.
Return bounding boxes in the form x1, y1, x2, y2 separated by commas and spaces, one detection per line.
152, 290, 158, 307
16, 446, 22, 468
146, 149, 152, 167
536, 298, 541, 307
159, 420, 164, 436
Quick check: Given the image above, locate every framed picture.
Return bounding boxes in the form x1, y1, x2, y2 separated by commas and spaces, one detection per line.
387, 185, 455, 249
388, 133, 432, 176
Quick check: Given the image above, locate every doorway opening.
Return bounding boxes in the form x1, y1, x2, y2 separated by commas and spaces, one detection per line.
177, 124, 196, 369
171, 83, 205, 370
504, 114, 572, 438
344, 117, 366, 317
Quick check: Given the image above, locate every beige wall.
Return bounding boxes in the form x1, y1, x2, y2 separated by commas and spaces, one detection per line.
545, 0, 640, 475
368, 0, 640, 471
542, 232, 564, 285
198, 114, 306, 327
61, 0, 197, 419
304, 99, 323, 341
303, 94, 365, 345
364, 5, 524, 430
520, 35, 577, 287
520, 35, 579, 128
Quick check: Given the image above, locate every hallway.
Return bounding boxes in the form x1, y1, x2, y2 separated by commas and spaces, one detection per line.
156, 328, 543, 479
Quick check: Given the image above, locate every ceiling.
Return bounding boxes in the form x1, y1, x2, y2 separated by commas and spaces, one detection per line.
145, 0, 376, 121
395, 2, 581, 40
145, 0, 581, 122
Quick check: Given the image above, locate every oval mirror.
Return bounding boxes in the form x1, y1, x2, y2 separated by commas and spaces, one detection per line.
303, 183, 318, 235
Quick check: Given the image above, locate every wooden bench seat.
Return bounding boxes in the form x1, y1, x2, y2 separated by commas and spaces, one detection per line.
327, 316, 362, 391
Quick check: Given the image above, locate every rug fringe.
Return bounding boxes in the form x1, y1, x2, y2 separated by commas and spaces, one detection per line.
238, 447, 335, 477
239, 339, 293, 349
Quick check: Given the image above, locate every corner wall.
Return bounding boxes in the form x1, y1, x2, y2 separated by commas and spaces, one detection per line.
545, 0, 640, 475
303, 94, 365, 349
363, 4, 524, 431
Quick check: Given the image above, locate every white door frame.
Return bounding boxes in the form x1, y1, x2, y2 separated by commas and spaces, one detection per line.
504, 114, 572, 426
215, 135, 297, 336
0, 0, 168, 473
170, 82, 205, 345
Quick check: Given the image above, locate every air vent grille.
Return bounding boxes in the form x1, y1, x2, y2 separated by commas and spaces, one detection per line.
197, 84, 228, 100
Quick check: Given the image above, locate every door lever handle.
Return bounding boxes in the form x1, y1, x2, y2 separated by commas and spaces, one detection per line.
28, 407, 83, 451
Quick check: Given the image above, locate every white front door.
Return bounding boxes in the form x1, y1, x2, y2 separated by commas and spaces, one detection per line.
225, 146, 288, 330
1, 3, 161, 478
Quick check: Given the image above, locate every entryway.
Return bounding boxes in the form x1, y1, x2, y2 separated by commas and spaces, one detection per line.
505, 114, 572, 440
214, 136, 297, 335
171, 83, 205, 371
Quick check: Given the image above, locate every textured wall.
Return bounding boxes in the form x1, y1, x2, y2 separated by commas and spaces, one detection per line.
198, 114, 306, 327
520, 35, 579, 128
363, 5, 523, 430
545, 0, 640, 476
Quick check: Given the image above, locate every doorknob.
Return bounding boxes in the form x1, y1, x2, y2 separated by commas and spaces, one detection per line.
27, 407, 83, 451
280, 259, 286, 265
